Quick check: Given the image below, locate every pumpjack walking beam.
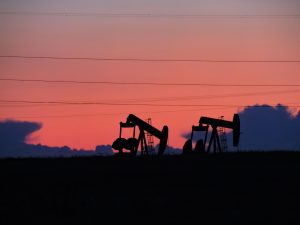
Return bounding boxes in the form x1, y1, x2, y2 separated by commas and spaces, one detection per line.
199, 114, 240, 153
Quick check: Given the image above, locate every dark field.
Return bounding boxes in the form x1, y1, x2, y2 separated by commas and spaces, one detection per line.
1, 152, 300, 225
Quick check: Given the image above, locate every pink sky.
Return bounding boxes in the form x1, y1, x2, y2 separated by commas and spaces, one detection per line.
0, 0, 300, 149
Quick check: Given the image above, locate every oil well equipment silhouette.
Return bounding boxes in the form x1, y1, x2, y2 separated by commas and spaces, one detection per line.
183, 114, 240, 154
112, 114, 168, 156
112, 113, 240, 156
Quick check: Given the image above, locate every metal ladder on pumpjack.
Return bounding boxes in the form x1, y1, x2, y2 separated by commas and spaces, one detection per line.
145, 118, 155, 154
218, 116, 228, 152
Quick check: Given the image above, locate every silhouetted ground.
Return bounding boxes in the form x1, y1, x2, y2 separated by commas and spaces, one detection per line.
0, 152, 300, 225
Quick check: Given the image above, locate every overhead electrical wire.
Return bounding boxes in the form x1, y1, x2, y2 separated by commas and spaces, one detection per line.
0, 89, 299, 108
0, 100, 244, 107
0, 100, 298, 108
1, 78, 300, 87
0, 105, 297, 119
1, 11, 300, 19
119, 89, 300, 102
0, 107, 232, 119
0, 55, 299, 63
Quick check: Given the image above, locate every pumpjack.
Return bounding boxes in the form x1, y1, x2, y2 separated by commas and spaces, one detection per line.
112, 114, 169, 156
183, 114, 240, 154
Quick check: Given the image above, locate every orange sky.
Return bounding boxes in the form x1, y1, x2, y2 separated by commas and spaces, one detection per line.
0, 1, 300, 149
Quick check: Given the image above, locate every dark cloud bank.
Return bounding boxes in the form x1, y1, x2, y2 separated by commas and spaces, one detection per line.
0, 120, 113, 158
1, 104, 299, 157
237, 104, 300, 150
182, 104, 300, 151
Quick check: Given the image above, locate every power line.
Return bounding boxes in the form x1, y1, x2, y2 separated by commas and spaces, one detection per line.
0, 100, 241, 107
0, 100, 299, 108
0, 107, 230, 119
0, 90, 300, 108
2, 104, 297, 119
0, 89, 299, 108
0, 55, 299, 63
1, 11, 300, 19
0, 103, 64, 108
124, 89, 300, 102
1, 78, 300, 87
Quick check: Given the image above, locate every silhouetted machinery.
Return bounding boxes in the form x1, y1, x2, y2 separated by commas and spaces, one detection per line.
112, 114, 168, 156
183, 114, 240, 154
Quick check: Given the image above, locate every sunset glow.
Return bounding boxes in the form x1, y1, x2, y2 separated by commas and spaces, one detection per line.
1, 0, 300, 149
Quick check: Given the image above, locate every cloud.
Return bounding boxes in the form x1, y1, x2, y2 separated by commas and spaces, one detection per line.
237, 104, 300, 150
0, 120, 113, 158
95, 145, 114, 156
165, 146, 182, 155
0, 120, 43, 157
152, 144, 181, 155
0, 120, 42, 146
181, 104, 300, 151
